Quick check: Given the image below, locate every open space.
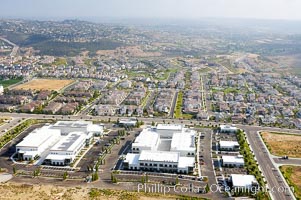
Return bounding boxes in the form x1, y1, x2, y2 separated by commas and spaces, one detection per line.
0, 183, 191, 200
280, 165, 301, 199
13, 79, 74, 91
0, 78, 23, 88
261, 132, 301, 158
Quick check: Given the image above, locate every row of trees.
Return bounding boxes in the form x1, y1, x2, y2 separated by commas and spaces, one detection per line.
0, 119, 54, 149
236, 130, 269, 198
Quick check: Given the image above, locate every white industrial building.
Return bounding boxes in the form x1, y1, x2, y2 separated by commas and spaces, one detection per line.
222, 155, 245, 167
49, 121, 103, 136
124, 150, 195, 174
118, 118, 137, 127
15, 121, 103, 166
219, 125, 238, 133
230, 174, 258, 189
131, 128, 160, 153
45, 132, 86, 166
125, 124, 196, 174
16, 126, 61, 161
170, 131, 195, 156
219, 141, 240, 151
156, 124, 184, 138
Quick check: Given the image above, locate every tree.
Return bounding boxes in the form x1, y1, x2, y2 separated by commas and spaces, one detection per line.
151, 121, 155, 126
13, 166, 16, 175
141, 175, 145, 184
63, 171, 68, 180
175, 175, 179, 185
111, 173, 117, 183
92, 172, 99, 181
205, 183, 210, 193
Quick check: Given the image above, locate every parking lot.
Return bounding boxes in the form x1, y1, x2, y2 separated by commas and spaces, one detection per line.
211, 130, 246, 194
0, 124, 44, 173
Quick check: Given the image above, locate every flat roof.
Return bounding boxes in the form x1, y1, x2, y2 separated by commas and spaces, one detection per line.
50, 132, 86, 152
125, 153, 140, 165
17, 127, 60, 148
132, 128, 159, 148
87, 124, 103, 132
139, 150, 179, 163
52, 121, 92, 128
220, 141, 239, 147
170, 131, 195, 151
178, 156, 195, 169
220, 125, 237, 130
222, 155, 244, 164
119, 118, 137, 123
156, 124, 184, 131
231, 174, 257, 188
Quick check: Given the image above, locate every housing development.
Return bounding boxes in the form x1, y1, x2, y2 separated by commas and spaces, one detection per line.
1, 16, 301, 200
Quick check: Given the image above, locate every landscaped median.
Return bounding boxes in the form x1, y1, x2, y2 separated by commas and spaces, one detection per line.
236, 129, 270, 199
0, 119, 55, 149
279, 165, 301, 200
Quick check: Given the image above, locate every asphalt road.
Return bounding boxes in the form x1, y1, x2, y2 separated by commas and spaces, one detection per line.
0, 117, 22, 137
273, 157, 301, 166
245, 130, 295, 200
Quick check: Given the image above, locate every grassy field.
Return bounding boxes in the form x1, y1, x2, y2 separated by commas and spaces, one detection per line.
261, 132, 301, 158
52, 57, 67, 66
174, 91, 193, 119
0, 78, 23, 88
174, 91, 183, 119
13, 79, 74, 91
280, 165, 301, 199
0, 183, 208, 200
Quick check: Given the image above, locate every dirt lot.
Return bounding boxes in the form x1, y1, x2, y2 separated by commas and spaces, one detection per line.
13, 79, 74, 91
261, 132, 301, 158
280, 165, 301, 199
0, 183, 184, 200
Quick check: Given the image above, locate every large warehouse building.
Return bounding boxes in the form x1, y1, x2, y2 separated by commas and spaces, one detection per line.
44, 132, 87, 165
15, 121, 104, 166
124, 124, 196, 174
16, 126, 61, 161
124, 150, 194, 174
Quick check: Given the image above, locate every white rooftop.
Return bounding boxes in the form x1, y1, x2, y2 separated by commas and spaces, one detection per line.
170, 131, 195, 151
231, 174, 257, 188
220, 141, 239, 148
132, 128, 159, 148
139, 150, 179, 163
220, 125, 237, 131
17, 126, 61, 148
222, 155, 244, 164
157, 124, 184, 131
52, 121, 92, 128
87, 124, 103, 133
50, 132, 86, 152
178, 157, 195, 169
119, 118, 137, 124
125, 153, 140, 165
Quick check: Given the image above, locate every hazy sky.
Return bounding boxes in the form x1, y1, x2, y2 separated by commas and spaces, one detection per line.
1, 0, 301, 21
